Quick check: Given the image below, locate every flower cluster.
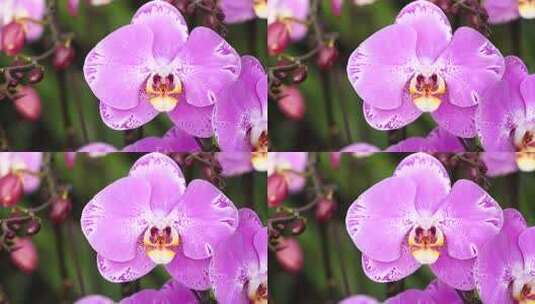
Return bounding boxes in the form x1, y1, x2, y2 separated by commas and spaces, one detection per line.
80, 152, 267, 303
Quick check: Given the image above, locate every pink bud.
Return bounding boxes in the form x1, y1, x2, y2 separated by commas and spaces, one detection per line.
329, 152, 342, 169
49, 197, 72, 225
10, 238, 38, 274
277, 86, 305, 121
331, 0, 343, 16
315, 198, 337, 223
268, 21, 290, 56
0, 173, 23, 207
276, 238, 304, 273
316, 44, 339, 70
53, 44, 75, 70
268, 173, 288, 208
64, 152, 77, 169
1, 21, 25, 56
14, 86, 42, 121
67, 0, 80, 16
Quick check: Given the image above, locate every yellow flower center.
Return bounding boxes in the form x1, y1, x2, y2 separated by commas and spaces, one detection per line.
408, 225, 444, 264
143, 225, 180, 264
519, 0, 535, 19
253, 0, 268, 19
247, 278, 268, 304
513, 278, 535, 304
145, 73, 182, 112
514, 127, 535, 172
409, 72, 446, 112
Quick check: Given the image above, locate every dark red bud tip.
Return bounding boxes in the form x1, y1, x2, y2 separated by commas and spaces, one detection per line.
49, 197, 72, 225
268, 21, 290, 56
27, 67, 44, 84
14, 86, 42, 122
0, 173, 23, 208
315, 198, 337, 223
1, 21, 26, 56
25, 219, 41, 235
275, 238, 304, 274
53, 44, 76, 71
291, 65, 308, 84
316, 44, 339, 70
290, 218, 306, 235
277, 86, 306, 121
268, 173, 289, 208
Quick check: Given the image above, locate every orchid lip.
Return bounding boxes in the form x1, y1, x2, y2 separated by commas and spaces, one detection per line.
145, 72, 183, 112
247, 275, 268, 304
253, 0, 268, 19
409, 72, 446, 113
513, 275, 535, 303
143, 224, 180, 265
519, 0, 535, 19
408, 224, 444, 265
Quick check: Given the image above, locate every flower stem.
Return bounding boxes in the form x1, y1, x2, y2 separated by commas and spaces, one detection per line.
54, 224, 72, 303
508, 172, 519, 210
319, 223, 336, 301
387, 128, 406, 146
386, 280, 404, 298
58, 71, 76, 149
511, 19, 522, 57
67, 220, 86, 296
321, 73, 338, 149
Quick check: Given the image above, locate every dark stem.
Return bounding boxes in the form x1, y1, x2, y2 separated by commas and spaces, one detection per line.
58, 71, 76, 149
248, 19, 258, 56
456, 289, 483, 304
69, 71, 89, 144
243, 173, 254, 209
387, 128, 407, 146
319, 223, 335, 301
321, 73, 337, 149
124, 128, 143, 146
331, 223, 351, 296
335, 69, 353, 145
67, 220, 86, 296
121, 280, 140, 298
511, 19, 522, 57
54, 224, 71, 303
386, 280, 405, 298
508, 172, 519, 209
0, 124, 8, 151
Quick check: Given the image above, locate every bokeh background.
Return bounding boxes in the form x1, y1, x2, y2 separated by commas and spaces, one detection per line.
269, 0, 535, 151
0, 1, 266, 151
269, 152, 535, 303
0, 152, 267, 303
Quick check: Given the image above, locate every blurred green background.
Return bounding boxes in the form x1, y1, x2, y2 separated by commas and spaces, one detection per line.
269, 0, 535, 151
0, 152, 267, 303
269, 152, 535, 303
0, 1, 266, 151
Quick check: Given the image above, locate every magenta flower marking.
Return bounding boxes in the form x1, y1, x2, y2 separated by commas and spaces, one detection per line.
0, 0, 45, 47
347, 0, 504, 138
213, 56, 267, 153
219, 0, 267, 24
268, 0, 310, 42
483, 0, 535, 24
475, 209, 535, 304
477, 56, 535, 172
386, 127, 464, 152
83, 0, 241, 136
123, 127, 201, 152
81, 153, 239, 289
0, 152, 42, 193
345, 152, 503, 290
384, 280, 462, 304
209, 208, 267, 304
268, 152, 307, 193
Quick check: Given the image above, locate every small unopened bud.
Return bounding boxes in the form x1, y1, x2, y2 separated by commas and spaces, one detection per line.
268, 21, 290, 56
14, 86, 42, 121
49, 197, 72, 225
290, 218, 306, 235
53, 44, 75, 70
291, 65, 308, 84
27, 67, 44, 84
315, 198, 337, 223
0, 173, 23, 207
277, 86, 305, 121
268, 173, 288, 208
67, 0, 80, 16
1, 21, 25, 56
25, 219, 41, 235
316, 43, 339, 70
275, 238, 304, 274
331, 0, 343, 16
5, 229, 16, 240
329, 152, 342, 169
10, 238, 38, 273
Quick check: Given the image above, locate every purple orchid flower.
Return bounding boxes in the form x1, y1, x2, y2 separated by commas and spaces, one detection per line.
268, 152, 307, 193
386, 127, 464, 152
209, 208, 267, 304
0, 0, 45, 49
0, 152, 42, 193
477, 56, 535, 172
64, 143, 118, 169
81, 153, 239, 289
213, 55, 267, 153
347, 0, 505, 138
339, 295, 380, 304
346, 152, 503, 290
384, 279, 463, 304
123, 127, 201, 152
75, 280, 197, 304
475, 209, 535, 304
83, 0, 241, 136
483, 0, 535, 24
217, 152, 255, 176
268, 0, 310, 42
481, 152, 524, 177
219, 0, 267, 24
